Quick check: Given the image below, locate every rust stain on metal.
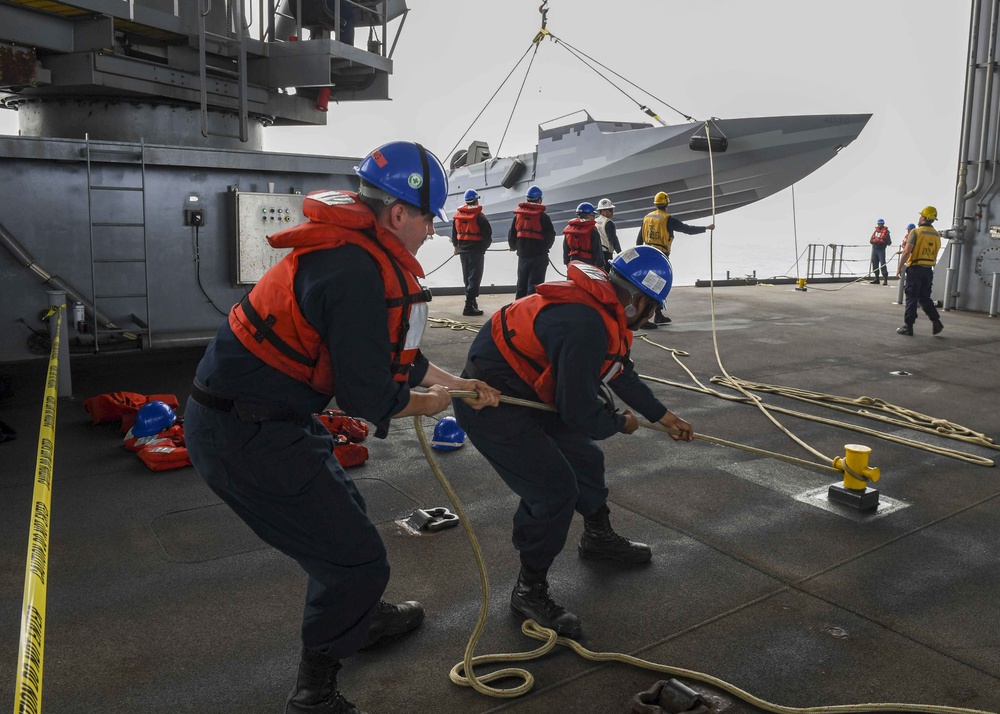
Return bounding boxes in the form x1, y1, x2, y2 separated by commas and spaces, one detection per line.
0, 46, 37, 88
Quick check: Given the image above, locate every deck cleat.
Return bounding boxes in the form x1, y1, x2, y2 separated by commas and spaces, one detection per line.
829, 444, 881, 511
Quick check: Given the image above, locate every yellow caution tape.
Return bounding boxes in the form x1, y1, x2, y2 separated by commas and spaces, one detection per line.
14, 304, 63, 714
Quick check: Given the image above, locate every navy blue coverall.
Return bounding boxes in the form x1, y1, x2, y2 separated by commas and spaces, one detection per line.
451, 212, 493, 301
453, 303, 668, 570
184, 245, 428, 660
508, 210, 556, 299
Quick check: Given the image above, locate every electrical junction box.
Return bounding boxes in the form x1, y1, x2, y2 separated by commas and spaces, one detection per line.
229, 190, 305, 284
185, 208, 205, 226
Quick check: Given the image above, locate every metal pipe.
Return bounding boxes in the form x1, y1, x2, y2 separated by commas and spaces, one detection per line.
950, 0, 992, 312
0, 219, 119, 330
991, 272, 1000, 316
964, 0, 999, 200
954, 0, 984, 224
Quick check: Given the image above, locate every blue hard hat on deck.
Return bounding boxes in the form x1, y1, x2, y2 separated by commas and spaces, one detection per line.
877, 218, 884, 224
464, 189, 480, 203
526, 185, 543, 200
132, 401, 176, 438
354, 141, 449, 221
907, 223, 916, 230
431, 417, 466, 451
610, 246, 673, 308
576, 202, 595, 215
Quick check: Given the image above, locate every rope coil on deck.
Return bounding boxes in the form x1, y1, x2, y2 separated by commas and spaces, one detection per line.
414, 399, 998, 714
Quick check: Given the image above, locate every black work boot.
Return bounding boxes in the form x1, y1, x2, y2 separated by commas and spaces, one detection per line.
869, 277, 880, 284
510, 564, 582, 639
896, 324, 913, 336
882, 278, 889, 286
653, 308, 671, 324
286, 649, 367, 714
578, 504, 652, 563
463, 298, 484, 316
363, 599, 424, 648
932, 319, 944, 335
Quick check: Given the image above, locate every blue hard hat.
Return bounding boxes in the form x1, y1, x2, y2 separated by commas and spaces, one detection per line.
132, 400, 177, 438
576, 202, 596, 215
877, 218, 885, 224
907, 223, 916, 230
431, 416, 466, 451
610, 246, 673, 308
526, 185, 543, 200
354, 141, 450, 221
464, 189, 480, 203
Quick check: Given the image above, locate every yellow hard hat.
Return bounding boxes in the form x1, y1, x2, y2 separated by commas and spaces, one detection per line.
920, 205, 938, 221
654, 191, 669, 206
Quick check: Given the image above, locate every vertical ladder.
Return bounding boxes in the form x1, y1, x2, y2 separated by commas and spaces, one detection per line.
198, 0, 249, 142
85, 135, 151, 353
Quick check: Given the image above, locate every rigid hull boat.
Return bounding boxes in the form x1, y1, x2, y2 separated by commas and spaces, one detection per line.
437, 112, 872, 233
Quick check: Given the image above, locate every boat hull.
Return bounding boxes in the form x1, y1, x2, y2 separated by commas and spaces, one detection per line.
436, 113, 872, 234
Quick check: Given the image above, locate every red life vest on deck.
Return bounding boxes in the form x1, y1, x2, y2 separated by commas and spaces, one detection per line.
454, 205, 484, 242
492, 261, 632, 405
84, 392, 180, 433
563, 218, 597, 263
124, 423, 192, 471
513, 202, 546, 240
229, 191, 430, 395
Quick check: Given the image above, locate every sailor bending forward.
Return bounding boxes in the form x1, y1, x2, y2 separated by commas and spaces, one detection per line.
454, 247, 694, 639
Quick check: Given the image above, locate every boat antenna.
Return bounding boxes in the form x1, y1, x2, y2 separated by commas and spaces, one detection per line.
546, 32, 694, 123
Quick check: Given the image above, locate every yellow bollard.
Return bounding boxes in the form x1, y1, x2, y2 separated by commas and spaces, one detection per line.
829, 444, 881, 511
795, 278, 808, 292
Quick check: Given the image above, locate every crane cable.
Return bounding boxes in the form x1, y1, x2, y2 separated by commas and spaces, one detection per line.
413, 406, 996, 713
443, 2, 695, 167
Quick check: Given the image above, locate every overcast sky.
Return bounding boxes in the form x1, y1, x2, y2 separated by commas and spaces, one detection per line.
0, 0, 973, 282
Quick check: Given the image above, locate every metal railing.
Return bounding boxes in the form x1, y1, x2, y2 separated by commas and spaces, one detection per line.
804, 243, 901, 280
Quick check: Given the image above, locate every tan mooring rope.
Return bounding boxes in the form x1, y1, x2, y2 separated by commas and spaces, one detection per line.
412, 400, 996, 713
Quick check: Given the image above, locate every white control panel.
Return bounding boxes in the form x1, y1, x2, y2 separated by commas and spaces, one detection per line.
230, 191, 306, 284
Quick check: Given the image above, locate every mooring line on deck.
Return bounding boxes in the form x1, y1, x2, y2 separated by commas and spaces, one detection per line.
413, 406, 998, 714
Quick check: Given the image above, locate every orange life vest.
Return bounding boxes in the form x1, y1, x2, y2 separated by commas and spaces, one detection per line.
870, 226, 890, 246
454, 205, 484, 242
513, 201, 546, 240
229, 190, 430, 395
563, 218, 597, 263
492, 261, 632, 405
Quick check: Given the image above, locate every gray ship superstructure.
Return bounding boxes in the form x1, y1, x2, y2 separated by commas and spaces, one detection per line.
438, 112, 872, 232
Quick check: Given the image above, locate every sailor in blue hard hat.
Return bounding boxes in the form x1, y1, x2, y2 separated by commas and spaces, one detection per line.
869, 218, 892, 285
509, 185, 556, 299
561, 202, 604, 268
453, 244, 693, 641
451, 188, 493, 317
184, 140, 500, 714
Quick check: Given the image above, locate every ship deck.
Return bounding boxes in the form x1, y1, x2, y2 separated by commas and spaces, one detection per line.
2, 281, 999, 714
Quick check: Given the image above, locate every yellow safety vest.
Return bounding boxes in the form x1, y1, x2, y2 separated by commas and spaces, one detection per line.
907, 225, 941, 267
641, 209, 673, 255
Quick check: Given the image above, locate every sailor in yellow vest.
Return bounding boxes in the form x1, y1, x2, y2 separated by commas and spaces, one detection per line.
636, 191, 714, 326
895, 206, 943, 336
